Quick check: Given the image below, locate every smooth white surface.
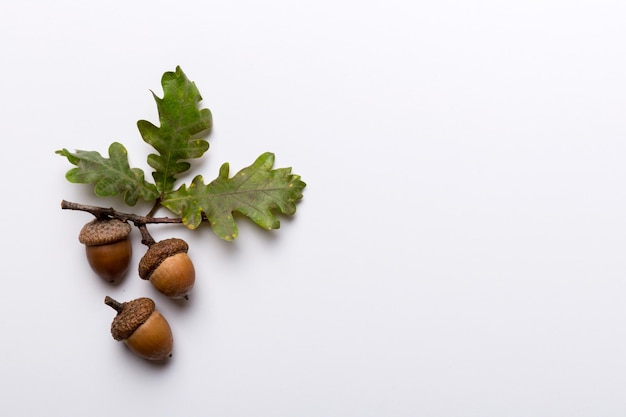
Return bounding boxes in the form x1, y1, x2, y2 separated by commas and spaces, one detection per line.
1, 0, 626, 415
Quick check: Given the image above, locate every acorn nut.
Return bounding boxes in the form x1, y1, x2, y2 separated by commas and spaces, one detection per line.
139, 238, 196, 299
78, 218, 132, 283
104, 296, 173, 361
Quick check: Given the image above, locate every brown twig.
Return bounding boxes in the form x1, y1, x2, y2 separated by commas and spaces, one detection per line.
61, 200, 183, 226
137, 223, 157, 247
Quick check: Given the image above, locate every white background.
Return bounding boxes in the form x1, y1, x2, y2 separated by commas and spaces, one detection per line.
1, 0, 626, 415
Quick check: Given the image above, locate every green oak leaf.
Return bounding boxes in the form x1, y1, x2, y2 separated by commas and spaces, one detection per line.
137, 66, 213, 194
56, 142, 159, 205
161, 152, 306, 240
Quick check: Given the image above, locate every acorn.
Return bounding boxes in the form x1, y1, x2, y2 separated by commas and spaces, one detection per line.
78, 218, 132, 283
104, 296, 173, 361
138, 238, 195, 299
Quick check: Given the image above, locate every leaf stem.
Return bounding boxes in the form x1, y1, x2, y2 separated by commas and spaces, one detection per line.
146, 197, 163, 218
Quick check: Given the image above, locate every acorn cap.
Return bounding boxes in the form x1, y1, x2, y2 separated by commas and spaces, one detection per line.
108, 297, 155, 341
79, 218, 131, 246
138, 238, 189, 280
